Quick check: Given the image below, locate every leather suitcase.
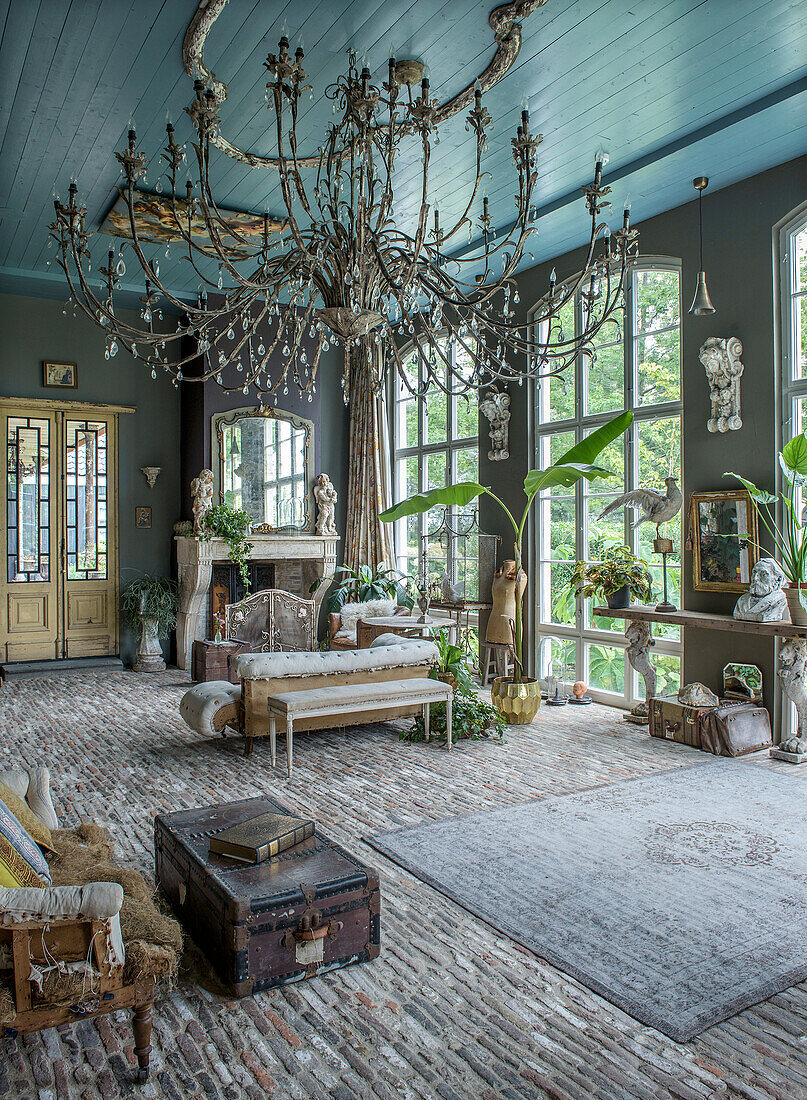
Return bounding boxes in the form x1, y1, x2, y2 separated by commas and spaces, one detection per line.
701, 702, 772, 756
649, 696, 713, 747
155, 797, 380, 996
192, 640, 247, 684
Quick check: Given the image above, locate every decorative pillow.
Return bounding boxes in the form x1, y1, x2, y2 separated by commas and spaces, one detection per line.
0, 782, 53, 852
0, 798, 51, 888
0, 767, 58, 831
335, 599, 396, 641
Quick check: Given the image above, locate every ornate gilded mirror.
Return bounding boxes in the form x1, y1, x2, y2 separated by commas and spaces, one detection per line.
212, 406, 313, 532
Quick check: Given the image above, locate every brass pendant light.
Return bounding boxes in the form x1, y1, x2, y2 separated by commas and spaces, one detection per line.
689, 176, 715, 315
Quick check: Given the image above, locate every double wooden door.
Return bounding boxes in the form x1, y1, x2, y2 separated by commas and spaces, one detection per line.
1, 398, 125, 663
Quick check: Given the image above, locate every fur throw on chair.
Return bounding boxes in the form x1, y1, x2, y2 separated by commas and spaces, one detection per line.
333, 599, 396, 643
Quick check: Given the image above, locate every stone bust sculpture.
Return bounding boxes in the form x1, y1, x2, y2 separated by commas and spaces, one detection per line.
699, 336, 744, 433
733, 557, 788, 622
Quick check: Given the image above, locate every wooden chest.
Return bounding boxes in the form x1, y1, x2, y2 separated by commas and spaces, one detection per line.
192, 640, 246, 683
154, 797, 381, 996
649, 695, 715, 748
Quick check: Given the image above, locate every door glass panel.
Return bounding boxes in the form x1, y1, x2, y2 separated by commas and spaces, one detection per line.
7, 417, 49, 582
65, 420, 108, 580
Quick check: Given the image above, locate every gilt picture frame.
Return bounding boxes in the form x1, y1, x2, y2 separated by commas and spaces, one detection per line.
690, 489, 758, 593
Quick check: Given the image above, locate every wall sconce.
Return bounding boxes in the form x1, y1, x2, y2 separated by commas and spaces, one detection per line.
141, 466, 161, 489
689, 176, 715, 316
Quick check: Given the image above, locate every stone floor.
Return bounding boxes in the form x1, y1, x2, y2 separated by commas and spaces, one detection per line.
2, 669, 807, 1100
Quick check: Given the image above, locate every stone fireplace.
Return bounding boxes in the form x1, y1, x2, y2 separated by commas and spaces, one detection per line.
175, 533, 338, 670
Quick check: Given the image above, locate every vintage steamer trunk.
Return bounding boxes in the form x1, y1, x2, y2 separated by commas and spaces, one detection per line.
155, 797, 380, 996
191, 640, 246, 684
649, 695, 715, 748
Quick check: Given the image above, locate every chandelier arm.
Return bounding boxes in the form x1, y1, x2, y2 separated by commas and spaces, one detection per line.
183, 0, 548, 172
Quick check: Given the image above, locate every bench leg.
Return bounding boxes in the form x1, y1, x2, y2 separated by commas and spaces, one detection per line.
269, 714, 276, 768
446, 695, 453, 751
423, 702, 430, 743
286, 716, 293, 778
244, 736, 254, 757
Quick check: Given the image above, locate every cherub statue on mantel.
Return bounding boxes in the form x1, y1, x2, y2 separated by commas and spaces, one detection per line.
314, 472, 338, 536
190, 468, 214, 535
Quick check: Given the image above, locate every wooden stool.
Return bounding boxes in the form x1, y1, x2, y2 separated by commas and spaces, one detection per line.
480, 643, 514, 686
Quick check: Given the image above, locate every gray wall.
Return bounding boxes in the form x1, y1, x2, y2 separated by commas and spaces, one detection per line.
484, 153, 807, 713
0, 292, 182, 665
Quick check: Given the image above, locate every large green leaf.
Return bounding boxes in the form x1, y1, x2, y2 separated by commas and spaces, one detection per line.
379, 481, 485, 523
783, 433, 807, 477
723, 471, 777, 506
553, 410, 633, 467
525, 461, 614, 496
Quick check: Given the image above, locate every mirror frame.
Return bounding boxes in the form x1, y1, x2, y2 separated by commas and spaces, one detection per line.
212, 405, 314, 532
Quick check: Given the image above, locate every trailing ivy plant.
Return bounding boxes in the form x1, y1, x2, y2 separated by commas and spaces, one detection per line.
121, 575, 179, 641
401, 692, 505, 745
200, 504, 254, 592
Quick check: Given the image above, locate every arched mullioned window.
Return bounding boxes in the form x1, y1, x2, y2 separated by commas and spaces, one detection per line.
532, 258, 683, 708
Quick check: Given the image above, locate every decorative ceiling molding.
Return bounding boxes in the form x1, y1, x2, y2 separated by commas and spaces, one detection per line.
182, 0, 549, 171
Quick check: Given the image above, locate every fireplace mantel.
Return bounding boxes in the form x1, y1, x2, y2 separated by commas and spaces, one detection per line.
175, 533, 338, 670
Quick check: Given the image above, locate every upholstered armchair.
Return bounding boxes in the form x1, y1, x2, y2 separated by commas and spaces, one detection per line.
328, 600, 408, 650
0, 768, 181, 1084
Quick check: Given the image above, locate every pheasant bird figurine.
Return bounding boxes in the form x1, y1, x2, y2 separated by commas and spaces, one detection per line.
598, 476, 682, 536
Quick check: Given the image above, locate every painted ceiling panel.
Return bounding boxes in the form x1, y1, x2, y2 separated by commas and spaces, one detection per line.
0, 0, 804, 304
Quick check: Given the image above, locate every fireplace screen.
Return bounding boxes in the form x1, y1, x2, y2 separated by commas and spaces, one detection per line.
224, 589, 316, 652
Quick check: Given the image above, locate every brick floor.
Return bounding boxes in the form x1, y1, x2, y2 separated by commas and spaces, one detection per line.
2, 668, 807, 1099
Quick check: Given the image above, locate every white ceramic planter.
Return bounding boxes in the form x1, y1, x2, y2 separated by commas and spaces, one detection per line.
785, 586, 807, 627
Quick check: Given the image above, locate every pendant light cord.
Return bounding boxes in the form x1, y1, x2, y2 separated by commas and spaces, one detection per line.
698, 190, 704, 269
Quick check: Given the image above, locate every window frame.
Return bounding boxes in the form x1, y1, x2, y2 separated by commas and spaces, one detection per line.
390, 337, 479, 582
531, 256, 684, 709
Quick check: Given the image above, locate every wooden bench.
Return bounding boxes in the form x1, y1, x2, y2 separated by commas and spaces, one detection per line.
262, 677, 454, 775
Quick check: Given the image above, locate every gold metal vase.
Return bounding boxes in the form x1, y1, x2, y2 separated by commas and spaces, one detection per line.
491, 676, 541, 724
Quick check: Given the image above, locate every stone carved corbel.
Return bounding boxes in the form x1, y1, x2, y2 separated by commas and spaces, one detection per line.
774, 637, 807, 762
699, 336, 744, 433
624, 621, 657, 724
479, 385, 511, 461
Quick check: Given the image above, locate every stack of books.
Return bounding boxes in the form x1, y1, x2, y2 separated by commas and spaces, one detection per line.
209, 811, 315, 864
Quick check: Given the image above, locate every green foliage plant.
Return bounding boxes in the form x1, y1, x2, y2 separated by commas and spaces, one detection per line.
312, 562, 415, 614
121, 575, 179, 641
380, 409, 633, 680
200, 504, 254, 592
431, 630, 475, 695
726, 430, 807, 587
401, 693, 505, 745
568, 545, 653, 604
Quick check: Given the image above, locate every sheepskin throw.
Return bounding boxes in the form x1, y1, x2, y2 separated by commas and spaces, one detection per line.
334, 599, 396, 641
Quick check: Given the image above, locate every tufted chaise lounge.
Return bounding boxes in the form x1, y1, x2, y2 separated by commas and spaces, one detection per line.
179, 638, 438, 753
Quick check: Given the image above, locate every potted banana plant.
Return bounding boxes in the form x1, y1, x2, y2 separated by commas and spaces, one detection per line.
380, 410, 632, 723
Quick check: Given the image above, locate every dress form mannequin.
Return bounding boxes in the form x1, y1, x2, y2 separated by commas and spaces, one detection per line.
486, 559, 527, 644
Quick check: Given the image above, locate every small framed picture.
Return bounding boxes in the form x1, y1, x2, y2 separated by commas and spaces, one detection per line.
690, 489, 758, 592
43, 361, 77, 388
135, 506, 152, 529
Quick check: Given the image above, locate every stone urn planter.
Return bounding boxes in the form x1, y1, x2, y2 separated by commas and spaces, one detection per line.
121, 575, 179, 674
134, 614, 166, 673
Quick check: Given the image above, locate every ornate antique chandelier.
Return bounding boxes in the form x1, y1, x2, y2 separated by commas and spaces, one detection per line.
48, 0, 639, 403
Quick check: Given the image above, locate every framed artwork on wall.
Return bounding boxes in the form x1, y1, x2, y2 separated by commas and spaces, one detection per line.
135, 507, 152, 529
690, 489, 758, 593
43, 361, 77, 388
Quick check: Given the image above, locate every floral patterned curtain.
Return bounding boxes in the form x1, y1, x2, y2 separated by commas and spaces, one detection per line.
344, 341, 394, 572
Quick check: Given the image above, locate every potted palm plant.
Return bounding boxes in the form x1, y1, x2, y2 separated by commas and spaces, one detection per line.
121, 575, 179, 673
568, 546, 653, 610
726, 430, 807, 625
380, 410, 632, 723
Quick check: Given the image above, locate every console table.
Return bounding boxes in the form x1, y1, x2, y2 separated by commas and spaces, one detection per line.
594, 605, 807, 755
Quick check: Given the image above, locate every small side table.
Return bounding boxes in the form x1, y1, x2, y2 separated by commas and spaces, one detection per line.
192, 639, 246, 683
356, 615, 455, 649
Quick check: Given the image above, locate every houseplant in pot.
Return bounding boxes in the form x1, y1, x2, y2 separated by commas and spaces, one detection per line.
568, 545, 653, 611
121, 575, 180, 672
726, 431, 807, 625
380, 410, 632, 723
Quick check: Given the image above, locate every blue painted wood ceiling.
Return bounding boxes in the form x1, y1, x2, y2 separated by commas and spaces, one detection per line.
0, 0, 805, 303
